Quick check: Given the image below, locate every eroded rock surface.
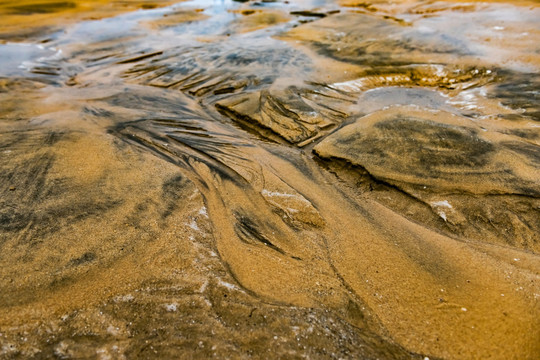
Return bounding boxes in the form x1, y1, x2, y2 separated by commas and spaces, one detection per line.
216, 86, 350, 145
314, 107, 540, 252
314, 108, 539, 195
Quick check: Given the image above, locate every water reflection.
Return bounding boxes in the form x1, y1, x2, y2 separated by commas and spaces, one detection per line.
0, 43, 60, 76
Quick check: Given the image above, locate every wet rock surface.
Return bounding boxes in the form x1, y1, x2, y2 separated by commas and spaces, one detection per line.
314, 107, 540, 252
1, 0, 539, 359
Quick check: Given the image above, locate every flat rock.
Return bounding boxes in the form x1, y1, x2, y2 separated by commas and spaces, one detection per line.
314, 107, 539, 196
314, 106, 540, 253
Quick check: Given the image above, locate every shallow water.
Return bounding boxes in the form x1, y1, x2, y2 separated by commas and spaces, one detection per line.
0, 0, 539, 359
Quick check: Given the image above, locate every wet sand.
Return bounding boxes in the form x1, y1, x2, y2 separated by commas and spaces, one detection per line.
0, 0, 539, 359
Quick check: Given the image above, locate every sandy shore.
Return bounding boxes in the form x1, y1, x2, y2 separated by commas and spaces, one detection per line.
1, 0, 539, 358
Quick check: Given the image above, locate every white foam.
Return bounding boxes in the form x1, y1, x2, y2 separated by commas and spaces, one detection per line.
431, 200, 453, 209
106, 325, 121, 336
262, 189, 310, 205
198, 206, 208, 217
438, 211, 447, 221
329, 78, 365, 92
218, 279, 237, 291
262, 189, 296, 198
187, 220, 200, 231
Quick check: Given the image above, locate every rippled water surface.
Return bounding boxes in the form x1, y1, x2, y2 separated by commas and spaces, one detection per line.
1, 0, 539, 359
